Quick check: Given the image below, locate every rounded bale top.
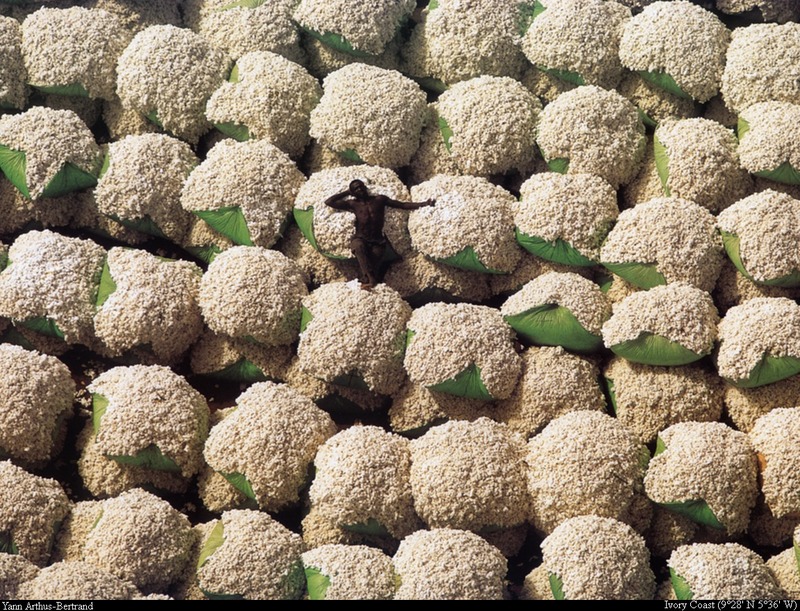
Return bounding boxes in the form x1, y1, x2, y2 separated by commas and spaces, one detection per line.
309, 425, 418, 540
181, 139, 304, 249
0, 460, 70, 567
115, 24, 231, 144
668, 543, 783, 600
542, 515, 655, 600
392, 528, 507, 600
94, 133, 198, 244
302, 544, 396, 600
599, 196, 723, 292
0, 107, 101, 200
737, 102, 800, 185
432, 75, 542, 177
404, 301, 522, 401
293, 164, 411, 260
0, 16, 26, 110
203, 381, 337, 512
721, 22, 800, 115
514, 172, 619, 266
408, 174, 521, 274
716, 297, 800, 387
749, 408, 800, 519
619, 1, 729, 103
536, 85, 645, 189
766, 549, 800, 599
400, 0, 528, 87
293, 0, 415, 57
604, 357, 723, 444
0, 229, 106, 345
653, 117, 752, 213
501, 271, 612, 352
723, 374, 800, 434
297, 281, 412, 396
495, 345, 606, 439
205, 51, 321, 158
183, 0, 302, 62
522, 0, 630, 90
715, 0, 799, 23
86, 0, 183, 35
601, 283, 719, 366
0, 553, 39, 599
525, 410, 647, 535
0, 343, 74, 465
199, 246, 307, 347
82, 488, 194, 593
189, 329, 293, 384
93, 248, 203, 363
88, 364, 210, 479
21, 7, 133, 101
195, 510, 305, 600
645, 421, 758, 535
409, 417, 528, 532
717, 190, 800, 286
16, 561, 141, 600
308, 63, 427, 168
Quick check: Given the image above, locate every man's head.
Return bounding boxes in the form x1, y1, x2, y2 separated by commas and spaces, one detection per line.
349, 179, 369, 199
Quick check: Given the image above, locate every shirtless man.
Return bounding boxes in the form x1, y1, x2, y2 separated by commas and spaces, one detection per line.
325, 179, 435, 289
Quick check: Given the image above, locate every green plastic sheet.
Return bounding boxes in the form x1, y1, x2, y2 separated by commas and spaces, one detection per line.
18, 317, 65, 339
438, 115, 453, 153
600, 261, 666, 290
95, 260, 117, 307
504, 303, 603, 353
304, 567, 331, 600
436, 245, 506, 274
220, 471, 256, 500
670, 568, 694, 600
31, 83, 90, 97
341, 518, 390, 537
538, 66, 585, 86
299, 26, 374, 58
515, 230, 596, 266
107, 443, 181, 472
637, 70, 692, 100
518, 0, 546, 35
609, 332, 705, 366
725, 354, 800, 389
215, 122, 250, 142
428, 363, 493, 400
208, 359, 268, 383
193, 206, 253, 246
548, 573, 565, 600
653, 134, 671, 196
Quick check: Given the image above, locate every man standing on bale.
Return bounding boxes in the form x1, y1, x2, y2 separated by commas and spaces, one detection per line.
325, 179, 435, 289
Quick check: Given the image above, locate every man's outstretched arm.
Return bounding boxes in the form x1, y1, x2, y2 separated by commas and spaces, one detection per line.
385, 197, 436, 210
325, 191, 354, 210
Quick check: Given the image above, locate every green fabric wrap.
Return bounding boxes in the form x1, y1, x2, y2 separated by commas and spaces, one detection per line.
515, 229, 596, 266
609, 332, 705, 366
504, 303, 603, 353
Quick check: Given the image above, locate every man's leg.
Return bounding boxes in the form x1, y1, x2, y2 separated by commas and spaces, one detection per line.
350, 237, 378, 288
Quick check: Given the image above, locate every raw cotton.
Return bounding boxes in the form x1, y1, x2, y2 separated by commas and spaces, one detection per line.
721, 22, 800, 115
409, 175, 521, 274
522, 0, 630, 89
716, 297, 800, 383
717, 190, 800, 284
0, 16, 26, 110
181, 139, 305, 248
542, 515, 655, 600
88, 365, 210, 479
766, 549, 800, 599
298, 282, 411, 395
617, 73, 699, 127
0, 107, 101, 200
602, 283, 719, 356
645, 422, 758, 535
655, 117, 752, 213
619, 1, 729, 103
0, 344, 74, 465
433, 76, 541, 176
668, 543, 783, 599
309, 63, 426, 168
203, 382, 337, 512
17, 561, 141, 600
94, 133, 197, 244
600, 196, 724, 292
0, 230, 105, 345
392, 528, 507, 600
196, 510, 305, 600
724, 374, 800, 434
738, 102, 800, 180
302, 544, 396, 601
496, 346, 606, 438
309, 425, 419, 539
184, 0, 302, 62
0, 554, 39, 599
205, 51, 321, 158
21, 7, 132, 100
749, 408, 800, 519
404, 301, 522, 400
116, 24, 231, 144
383, 252, 492, 304
715, 0, 799, 22
536, 85, 645, 188
525, 410, 648, 535
515, 172, 619, 263
409, 418, 528, 532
